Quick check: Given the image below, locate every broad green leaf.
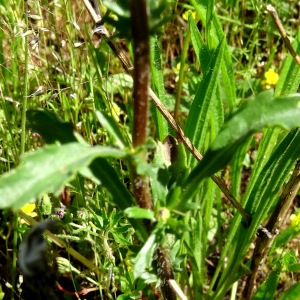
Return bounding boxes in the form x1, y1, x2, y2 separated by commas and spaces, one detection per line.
26, 109, 148, 240
133, 233, 157, 279
185, 91, 300, 192
124, 207, 155, 220
103, 73, 133, 94
252, 271, 279, 300
27, 109, 77, 144
95, 110, 127, 148
0, 143, 127, 210
184, 38, 225, 167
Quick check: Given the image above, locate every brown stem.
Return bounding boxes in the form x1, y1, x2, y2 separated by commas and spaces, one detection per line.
129, 3, 176, 298
155, 247, 176, 300
129, 0, 152, 212
243, 159, 300, 299
266, 4, 300, 67
82, 0, 251, 225
130, 0, 149, 148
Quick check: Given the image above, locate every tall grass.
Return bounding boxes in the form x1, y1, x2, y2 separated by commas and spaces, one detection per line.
0, 0, 300, 299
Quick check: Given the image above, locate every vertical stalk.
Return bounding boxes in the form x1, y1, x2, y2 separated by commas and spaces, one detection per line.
130, 0, 152, 210
12, 1, 30, 298
130, 2, 176, 299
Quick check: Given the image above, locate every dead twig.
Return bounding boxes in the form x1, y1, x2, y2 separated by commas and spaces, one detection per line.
266, 4, 300, 67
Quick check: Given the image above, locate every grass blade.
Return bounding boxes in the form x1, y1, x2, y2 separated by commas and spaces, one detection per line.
184, 38, 225, 167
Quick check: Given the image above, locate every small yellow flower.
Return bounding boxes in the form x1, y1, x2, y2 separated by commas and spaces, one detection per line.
262, 68, 279, 89
125, 250, 134, 272
20, 203, 38, 224
111, 102, 122, 123
21, 203, 38, 218
182, 10, 196, 21
290, 213, 300, 232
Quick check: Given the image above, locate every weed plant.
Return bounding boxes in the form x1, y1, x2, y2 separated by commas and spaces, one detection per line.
0, 0, 300, 299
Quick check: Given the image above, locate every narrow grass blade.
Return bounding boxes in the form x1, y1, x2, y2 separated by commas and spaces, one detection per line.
184, 38, 225, 167
95, 110, 127, 148
213, 129, 300, 299
190, 0, 236, 113
150, 36, 169, 141
275, 29, 300, 97
189, 14, 210, 72
252, 271, 279, 300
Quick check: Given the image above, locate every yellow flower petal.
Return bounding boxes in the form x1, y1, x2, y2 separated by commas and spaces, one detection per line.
21, 203, 38, 218
264, 68, 279, 85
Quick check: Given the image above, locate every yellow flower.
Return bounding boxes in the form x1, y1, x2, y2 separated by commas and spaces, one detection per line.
111, 102, 122, 123
262, 68, 279, 89
290, 213, 300, 232
182, 10, 196, 21
21, 203, 38, 218
125, 250, 134, 272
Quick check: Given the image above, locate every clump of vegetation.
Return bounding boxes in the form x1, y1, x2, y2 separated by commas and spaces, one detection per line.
0, 0, 300, 299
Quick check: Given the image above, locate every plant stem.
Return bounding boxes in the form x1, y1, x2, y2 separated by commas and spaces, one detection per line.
11, 2, 30, 298
266, 4, 300, 66
243, 159, 300, 299
129, 0, 152, 210
82, 0, 251, 225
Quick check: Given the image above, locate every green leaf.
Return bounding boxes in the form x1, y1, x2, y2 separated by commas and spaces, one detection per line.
124, 207, 155, 220
252, 271, 279, 300
185, 91, 300, 192
275, 28, 300, 97
133, 233, 157, 279
150, 36, 169, 141
27, 109, 77, 144
184, 38, 225, 167
211, 129, 300, 299
95, 110, 127, 148
26, 109, 148, 240
189, 14, 210, 73
278, 282, 300, 300
190, 0, 236, 113
0, 143, 126, 210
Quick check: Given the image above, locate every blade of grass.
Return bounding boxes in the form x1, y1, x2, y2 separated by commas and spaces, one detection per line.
150, 36, 169, 141
190, 0, 236, 114
184, 38, 225, 168
212, 129, 300, 299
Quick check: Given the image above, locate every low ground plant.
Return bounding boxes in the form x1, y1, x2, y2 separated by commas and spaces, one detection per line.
0, 0, 299, 299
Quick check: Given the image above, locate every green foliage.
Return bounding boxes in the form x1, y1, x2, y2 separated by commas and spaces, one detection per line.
0, 143, 127, 210
0, 0, 300, 299
185, 91, 300, 193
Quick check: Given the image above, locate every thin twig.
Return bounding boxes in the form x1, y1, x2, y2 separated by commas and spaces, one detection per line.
243, 159, 300, 299
266, 4, 300, 67
82, 0, 251, 224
